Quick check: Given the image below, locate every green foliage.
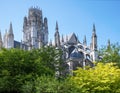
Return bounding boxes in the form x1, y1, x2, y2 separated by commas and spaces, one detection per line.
70, 63, 120, 93
99, 43, 120, 67
0, 47, 63, 93
1, 46, 120, 93
21, 75, 76, 93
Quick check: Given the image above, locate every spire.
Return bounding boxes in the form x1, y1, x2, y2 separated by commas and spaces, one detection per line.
93, 23, 96, 33
55, 21, 58, 32
90, 24, 98, 62
83, 35, 87, 45
92, 23, 97, 37
91, 23, 97, 51
54, 21, 60, 47
8, 22, 13, 35
54, 21, 59, 36
7, 22, 14, 48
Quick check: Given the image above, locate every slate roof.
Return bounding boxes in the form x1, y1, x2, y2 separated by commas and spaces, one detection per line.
14, 40, 28, 50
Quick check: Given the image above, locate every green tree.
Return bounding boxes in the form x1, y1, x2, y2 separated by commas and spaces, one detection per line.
21, 75, 76, 93
0, 48, 35, 92
0, 46, 64, 93
70, 63, 120, 93
99, 43, 120, 67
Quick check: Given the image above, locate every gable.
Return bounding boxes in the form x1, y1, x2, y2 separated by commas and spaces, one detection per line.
67, 33, 79, 44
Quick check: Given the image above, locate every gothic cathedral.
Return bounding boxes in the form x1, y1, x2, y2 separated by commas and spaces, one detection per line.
0, 7, 98, 72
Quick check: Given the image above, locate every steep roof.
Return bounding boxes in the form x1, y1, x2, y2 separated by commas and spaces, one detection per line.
67, 33, 80, 44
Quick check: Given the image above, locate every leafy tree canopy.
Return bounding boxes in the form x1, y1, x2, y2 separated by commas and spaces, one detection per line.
71, 62, 120, 93
0, 46, 64, 93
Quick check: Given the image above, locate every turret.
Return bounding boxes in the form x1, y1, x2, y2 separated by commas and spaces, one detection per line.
44, 17, 48, 29
54, 21, 60, 47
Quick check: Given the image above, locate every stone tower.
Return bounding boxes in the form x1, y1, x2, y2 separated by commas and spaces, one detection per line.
22, 7, 48, 50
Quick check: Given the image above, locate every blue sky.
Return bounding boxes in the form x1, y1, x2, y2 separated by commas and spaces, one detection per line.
0, 0, 120, 48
